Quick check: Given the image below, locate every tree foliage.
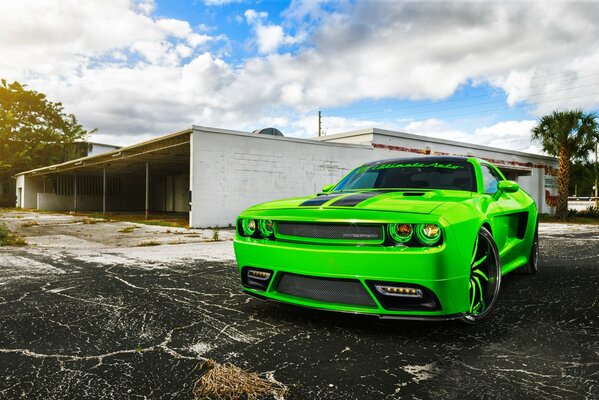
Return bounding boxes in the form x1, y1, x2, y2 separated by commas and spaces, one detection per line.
532, 109, 598, 218
0, 79, 95, 200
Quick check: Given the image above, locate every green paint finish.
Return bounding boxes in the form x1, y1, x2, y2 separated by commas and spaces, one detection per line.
233, 157, 538, 320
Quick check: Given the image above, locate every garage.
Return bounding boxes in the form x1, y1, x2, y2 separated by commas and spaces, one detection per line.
15, 126, 558, 228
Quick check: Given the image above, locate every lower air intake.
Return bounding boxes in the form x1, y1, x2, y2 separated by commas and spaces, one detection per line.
276, 273, 376, 307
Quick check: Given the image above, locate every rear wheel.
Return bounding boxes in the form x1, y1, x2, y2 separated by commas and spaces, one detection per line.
461, 227, 501, 324
521, 223, 539, 275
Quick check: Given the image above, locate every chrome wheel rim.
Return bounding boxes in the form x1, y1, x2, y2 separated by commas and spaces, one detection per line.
464, 230, 501, 322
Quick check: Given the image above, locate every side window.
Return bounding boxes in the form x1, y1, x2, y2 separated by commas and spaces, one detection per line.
481, 165, 500, 194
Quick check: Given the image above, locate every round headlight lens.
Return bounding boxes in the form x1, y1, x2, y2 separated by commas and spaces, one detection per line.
241, 219, 256, 236
415, 224, 441, 245
388, 223, 413, 243
258, 219, 274, 237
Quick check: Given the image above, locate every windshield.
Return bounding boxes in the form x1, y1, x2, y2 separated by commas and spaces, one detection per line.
334, 161, 476, 192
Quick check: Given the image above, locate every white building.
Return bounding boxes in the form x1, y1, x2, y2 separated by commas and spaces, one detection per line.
15, 126, 558, 227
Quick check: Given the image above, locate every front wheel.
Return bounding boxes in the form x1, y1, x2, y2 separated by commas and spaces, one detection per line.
461, 227, 502, 324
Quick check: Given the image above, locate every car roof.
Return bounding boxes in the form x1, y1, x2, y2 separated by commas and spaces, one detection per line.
363, 156, 472, 166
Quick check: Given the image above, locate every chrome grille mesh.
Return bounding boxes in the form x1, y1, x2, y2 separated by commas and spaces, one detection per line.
277, 222, 383, 241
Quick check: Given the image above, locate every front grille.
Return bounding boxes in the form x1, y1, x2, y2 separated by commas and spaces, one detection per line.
276, 273, 377, 307
277, 222, 383, 242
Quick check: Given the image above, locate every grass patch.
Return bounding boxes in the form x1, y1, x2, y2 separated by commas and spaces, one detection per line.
539, 213, 599, 225
21, 220, 39, 228
138, 241, 161, 247
193, 359, 288, 400
118, 225, 139, 233
0, 223, 27, 246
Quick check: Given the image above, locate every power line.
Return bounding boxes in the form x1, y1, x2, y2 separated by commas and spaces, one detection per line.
327, 71, 599, 117
326, 82, 599, 120
325, 91, 599, 122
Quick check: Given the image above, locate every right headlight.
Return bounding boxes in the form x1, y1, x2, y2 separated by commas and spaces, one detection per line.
415, 223, 441, 245
240, 219, 257, 236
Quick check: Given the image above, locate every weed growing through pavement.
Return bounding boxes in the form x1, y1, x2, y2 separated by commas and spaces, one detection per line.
212, 229, 220, 241
0, 223, 27, 246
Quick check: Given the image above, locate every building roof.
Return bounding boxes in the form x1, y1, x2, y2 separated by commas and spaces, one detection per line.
316, 127, 557, 162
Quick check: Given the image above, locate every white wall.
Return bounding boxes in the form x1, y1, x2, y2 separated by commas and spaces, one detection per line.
190, 128, 372, 227
17, 176, 44, 209
15, 175, 24, 208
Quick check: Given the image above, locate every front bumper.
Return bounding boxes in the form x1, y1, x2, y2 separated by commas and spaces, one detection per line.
234, 236, 471, 317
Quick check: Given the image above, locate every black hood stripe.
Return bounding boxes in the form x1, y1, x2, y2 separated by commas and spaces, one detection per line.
299, 193, 344, 206
329, 192, 387, 207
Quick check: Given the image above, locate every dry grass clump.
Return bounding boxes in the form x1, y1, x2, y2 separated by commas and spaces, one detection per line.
193, 359, 288, 400
81, 217, 101, 224
138, 241, 161, 247
118, 225, 139, 233
21, 220, 39, 228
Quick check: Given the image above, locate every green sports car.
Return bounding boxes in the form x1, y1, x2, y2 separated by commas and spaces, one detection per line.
233, 156, 539, 323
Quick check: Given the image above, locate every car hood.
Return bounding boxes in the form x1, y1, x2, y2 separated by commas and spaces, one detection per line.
248, 190, 472, 215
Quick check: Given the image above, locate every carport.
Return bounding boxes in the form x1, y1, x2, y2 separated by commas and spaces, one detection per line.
15, 129, 191, 222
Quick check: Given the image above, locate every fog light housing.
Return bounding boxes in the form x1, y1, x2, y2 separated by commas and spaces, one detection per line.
241, 219, 257, 236
242, 267, 273, 291
247, 270, 271, 280
375, 285, 423, 298
415, 224, 441, 245
388, 223, 413, 243
258, 219, 274, 237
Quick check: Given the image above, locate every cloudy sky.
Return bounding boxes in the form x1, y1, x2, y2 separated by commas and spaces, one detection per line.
1, 0, 598, 153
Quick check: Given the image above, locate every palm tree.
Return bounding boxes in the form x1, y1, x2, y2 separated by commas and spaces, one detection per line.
532, 109, 598, 219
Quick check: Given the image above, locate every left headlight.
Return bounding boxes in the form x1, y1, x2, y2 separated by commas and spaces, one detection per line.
258, 219, 274, 237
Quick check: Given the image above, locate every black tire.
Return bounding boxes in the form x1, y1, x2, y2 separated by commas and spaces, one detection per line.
461, 227, 502, 324
521, 223, 539, 275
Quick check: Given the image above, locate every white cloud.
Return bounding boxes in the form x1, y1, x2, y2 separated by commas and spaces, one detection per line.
244, 8, 304, 54
402, 118, 541, 154
1, 0, 598, 147
204, 0, 242, 5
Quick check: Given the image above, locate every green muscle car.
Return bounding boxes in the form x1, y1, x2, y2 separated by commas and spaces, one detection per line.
233, 156, 539, 323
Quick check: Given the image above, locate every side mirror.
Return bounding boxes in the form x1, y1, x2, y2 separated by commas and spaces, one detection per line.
498, 180, 519, 193
321, 184, 335, 193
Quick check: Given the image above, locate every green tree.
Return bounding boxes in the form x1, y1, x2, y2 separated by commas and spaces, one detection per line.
532, 109, 598, 218
0, 79, 95, 203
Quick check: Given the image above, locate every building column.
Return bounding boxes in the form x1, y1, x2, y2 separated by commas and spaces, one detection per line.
145, 161, 149, 220
73, 175, 77, 213
103, 167, 106, 215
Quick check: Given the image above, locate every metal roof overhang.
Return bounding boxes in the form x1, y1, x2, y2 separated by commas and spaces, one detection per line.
18, 129, 191, 178
494, 163, 533, 176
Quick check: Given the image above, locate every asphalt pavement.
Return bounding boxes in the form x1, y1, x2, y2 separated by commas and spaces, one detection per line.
0, 222, 597, 399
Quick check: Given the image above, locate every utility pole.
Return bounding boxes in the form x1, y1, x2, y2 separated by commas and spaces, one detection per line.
318, 110, 322, 137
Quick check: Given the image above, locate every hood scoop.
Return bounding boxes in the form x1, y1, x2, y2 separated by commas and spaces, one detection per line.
403, 192, 426, 197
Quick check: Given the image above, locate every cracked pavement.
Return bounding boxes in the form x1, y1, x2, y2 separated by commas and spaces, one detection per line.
0, 211, 598, 399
